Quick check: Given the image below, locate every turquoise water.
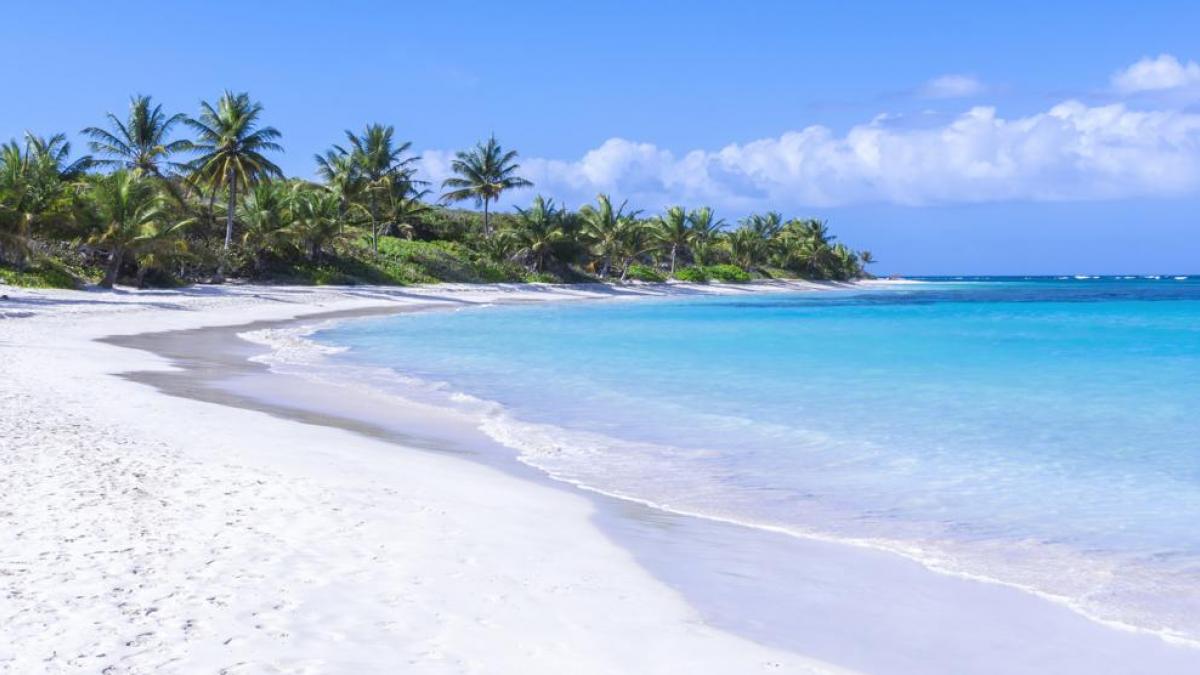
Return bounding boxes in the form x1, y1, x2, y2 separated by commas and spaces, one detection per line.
310, 278, 1200, 644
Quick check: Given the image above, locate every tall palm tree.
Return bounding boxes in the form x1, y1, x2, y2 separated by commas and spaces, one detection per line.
440, 136, 532, 238
510, 195, 566, 273
185, 91, 283, 274
653, 205, 690, 275
83, 95, 190, 176
339, 124, 420, 253
83, 170, 188, 288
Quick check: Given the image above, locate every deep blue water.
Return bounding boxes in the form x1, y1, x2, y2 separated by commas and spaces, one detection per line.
310, 277, 1200, 643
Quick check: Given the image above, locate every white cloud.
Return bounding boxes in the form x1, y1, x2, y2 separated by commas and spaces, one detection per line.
420, 100, 1200, 214
1112, 54, 1200, 93
918, 74, 986, 99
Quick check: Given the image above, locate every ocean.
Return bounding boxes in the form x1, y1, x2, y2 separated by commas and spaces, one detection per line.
301, 277, 1200, 645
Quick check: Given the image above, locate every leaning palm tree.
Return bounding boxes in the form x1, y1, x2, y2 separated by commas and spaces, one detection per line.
440, 135, 532, 238
82, 170, 188, 288
185, 91, 283, 275
83, 95, 190, 176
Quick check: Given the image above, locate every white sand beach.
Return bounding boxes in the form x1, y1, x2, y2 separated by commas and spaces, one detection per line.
0, 281, 856, 674
5, 279, 1200, 675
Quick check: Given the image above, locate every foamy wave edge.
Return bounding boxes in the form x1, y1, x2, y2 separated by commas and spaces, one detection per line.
240, 318, 1200, 651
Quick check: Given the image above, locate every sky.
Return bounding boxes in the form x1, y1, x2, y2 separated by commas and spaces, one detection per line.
2, 0, 1198, 274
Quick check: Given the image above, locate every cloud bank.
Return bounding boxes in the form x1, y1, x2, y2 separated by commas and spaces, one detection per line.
1112, 54, 1200, 93
422, 57, 1200, 214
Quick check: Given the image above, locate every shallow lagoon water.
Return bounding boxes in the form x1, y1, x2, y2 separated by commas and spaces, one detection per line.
311, 277, 1200, 645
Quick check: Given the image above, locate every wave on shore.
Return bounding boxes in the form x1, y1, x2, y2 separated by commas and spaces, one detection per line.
238, 287, 1200, 651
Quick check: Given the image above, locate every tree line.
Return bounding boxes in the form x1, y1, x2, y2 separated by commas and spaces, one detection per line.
0, 92, 875, 289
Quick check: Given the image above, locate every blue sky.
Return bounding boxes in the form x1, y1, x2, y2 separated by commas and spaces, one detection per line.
3, 1, 1199, 274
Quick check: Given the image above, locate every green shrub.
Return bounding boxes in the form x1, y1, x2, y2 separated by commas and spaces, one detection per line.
469, 260, 522, 283
673, 266, 709, 283
524, 272, 560, 284
624, 264, 666, 282
375, 237, 480, 282
704, 264, 752, 283
0, 258, 89, 289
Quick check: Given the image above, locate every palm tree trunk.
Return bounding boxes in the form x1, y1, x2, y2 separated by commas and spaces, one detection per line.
217, 170, 236, 282
670, 244, 678, 276
224, 171, 236, 250
100, 247, 124, 289
370, 197, 379, 256
483, 197, 491, 238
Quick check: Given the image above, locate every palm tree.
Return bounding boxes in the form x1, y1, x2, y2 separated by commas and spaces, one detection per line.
315, 148, 361, 216
238, 180, 295, 270
389, 185, 432, 239
83, 95, 190, 176
744, 211, 784, 240
286, 183, 345, 261
24, 133, 93, 179
440, 136, 532, 238
185, 91, 283, 275
82, 170, 188, 288
728, 226, 772, 271
652, 206, 691, 276
0, 133, 88, 266
616, 218, 655, 281
340, 124, 421, 253
579, 194, 643, 279
831, 243, 860, 280
687, 206, 724, 266
510, 195, 566, 273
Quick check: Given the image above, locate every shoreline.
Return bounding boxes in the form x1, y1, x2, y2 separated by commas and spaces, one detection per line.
0, 280, 857, 674
3, 280, 1198, 673
183, 287, 1200, 673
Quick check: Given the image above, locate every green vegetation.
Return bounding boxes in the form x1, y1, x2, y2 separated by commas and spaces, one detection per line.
0, 92, 874, 289
673, 266, 708, 283
704, 264, 752, 283
624, 264, 667, 282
